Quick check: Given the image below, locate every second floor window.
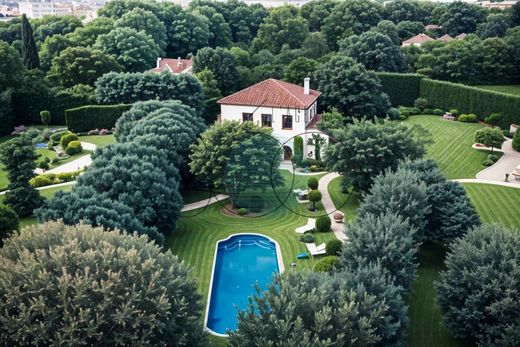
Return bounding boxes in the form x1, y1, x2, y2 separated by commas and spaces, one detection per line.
282, 115, 293, 129
261, 114, 272, 127
242, 113, 253, 122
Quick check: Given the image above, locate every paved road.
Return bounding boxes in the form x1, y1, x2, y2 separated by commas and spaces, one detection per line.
476, 139, 520, 185
453, 178, 520, 189
317, 172, 347, 242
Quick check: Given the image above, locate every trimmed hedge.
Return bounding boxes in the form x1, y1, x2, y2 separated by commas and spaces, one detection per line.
376, 73, 424, 107
66, 104, 131, 133
420, 79, 520, 128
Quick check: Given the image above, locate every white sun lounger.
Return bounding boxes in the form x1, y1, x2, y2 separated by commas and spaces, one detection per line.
306, 242, 327, 256
295, 218, 316, 234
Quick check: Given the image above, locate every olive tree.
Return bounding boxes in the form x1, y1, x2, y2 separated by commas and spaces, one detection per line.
0, 221, 206, 346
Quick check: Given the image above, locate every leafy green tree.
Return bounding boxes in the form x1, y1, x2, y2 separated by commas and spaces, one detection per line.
326, 119, 430, 192
33, 15, 82, 42
341, 263, 409, 346
115, 8, 167, 51
481, 37, 513, 83
193, 5, 232, 48
95, 72, 204, 115
283, 57, 318, 84
340, 31, 405, 72
315, 55, 390, 118
357, 168, 429, 240
426, 181, 480, 243
396, 20, 425, 41
513, 130, 520, 151
253, 5, 309, 54
38, 185, 163, 241
439, 2, 486, 36
321, 0, 383, 50
436, 224, 520, 347
300, 0, 335, 32
398, 158, 446, 186
196, 68, 222, 122
0, 41, 25, 135
0, 204, 19, 246
189, 121, 284, 208
511, 1, 520, 27
301, 31, 330, 59
307, 133, 326, 161
474, 127, 505, 152
39, 34, 76, 71
505, 27, 520, 81
0, 221, 206, 346
0, 17, 22, 44
167, 11, 210, 57
477, 13, 510, 39
372, 20, 400, 45
384, 0, 422, 23
95, 27, 161, 72
68, 17, 114, 47
316, 107, 344, 134
193, 47, 240, 94
0, 134, 43, 216
21, 14, 39, 69
228, 271, 385, 346
48, 47, 121, 88
341, 211, 418, 292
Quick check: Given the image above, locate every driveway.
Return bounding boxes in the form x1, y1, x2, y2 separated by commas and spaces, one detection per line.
476, 139, 520, 185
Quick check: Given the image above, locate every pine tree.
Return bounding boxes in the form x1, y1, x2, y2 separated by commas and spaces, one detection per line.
21, 14, 40, 69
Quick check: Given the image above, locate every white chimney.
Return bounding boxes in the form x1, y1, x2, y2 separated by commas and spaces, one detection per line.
178, 56, 182, 67
304, 77, 310, 95
156, 57, 161, 69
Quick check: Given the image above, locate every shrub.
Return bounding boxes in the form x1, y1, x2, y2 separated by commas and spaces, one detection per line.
316, 216, 332, 232
292, 136, 304, 166
302, 158, 324, 168
513, 130, 520, 151
449, 109, 459, 116
433, 108, 444, 115
50, 130, 71, 143
326, 239, 343, 256
482, 159, 494, 166
42, 128, 52, 140
487, 154, 499, 163
300, 232, 315, 243
237, 207, 247, 215
423, 108, 435, 115
0, 221, 206, 346
414, 97, 429, 110
60, 133, 79, 149
29, 174, 53, 187
0, 204, 19, 246
436, 224, 520, 347
37, 158, 49, 170
307, 177, 319, 190
65, 140, 82, 155
386, 107, 400, 120
420, 79, 520, 128
66, 105, 131, 133
312, 256, 338, 272
502, 130, 512, 138
307, 189, 322, 211
376, 72, 424, 106
458, 114, 477, 122
99, 128, 109, 135
484, 113, 502, 126
88, 128, 100, 135
40, 110, 51, 125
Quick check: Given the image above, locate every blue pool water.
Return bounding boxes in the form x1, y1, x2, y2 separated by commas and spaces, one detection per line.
206, 234, 280, 335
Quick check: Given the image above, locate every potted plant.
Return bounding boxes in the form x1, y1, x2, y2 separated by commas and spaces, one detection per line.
333, 212, 344, 223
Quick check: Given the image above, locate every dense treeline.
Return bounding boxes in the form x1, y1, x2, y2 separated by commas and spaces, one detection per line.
2, 0, 520, 134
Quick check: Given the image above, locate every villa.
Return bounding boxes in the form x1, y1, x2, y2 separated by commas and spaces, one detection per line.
217, 78, 328, 160
150, 57, 193, 74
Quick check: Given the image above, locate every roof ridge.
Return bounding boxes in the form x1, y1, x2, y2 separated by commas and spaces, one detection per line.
272, 79, 306, 108
219, 79, 271, 103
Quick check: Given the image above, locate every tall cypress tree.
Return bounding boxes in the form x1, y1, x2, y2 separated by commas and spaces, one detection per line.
21, 14, 39, 69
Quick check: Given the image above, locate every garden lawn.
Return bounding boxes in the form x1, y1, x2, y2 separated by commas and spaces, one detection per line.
474, 85, 520, 96
406, 116, 490, 179
79, 134, 116, 147
463, 183, 520, 229
327, 176, 361, 222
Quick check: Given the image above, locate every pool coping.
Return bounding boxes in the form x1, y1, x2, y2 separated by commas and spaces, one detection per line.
203, 232, 285, 337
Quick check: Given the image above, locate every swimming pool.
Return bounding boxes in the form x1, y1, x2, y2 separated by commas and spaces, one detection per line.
205, 234, 283, 336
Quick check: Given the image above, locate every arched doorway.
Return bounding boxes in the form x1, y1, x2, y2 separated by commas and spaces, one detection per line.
283, 146, 292, 160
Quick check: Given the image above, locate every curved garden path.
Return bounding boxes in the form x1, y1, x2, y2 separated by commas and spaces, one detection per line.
474, 139, 520, 184
317, 172, 347, 242
181, 194, 229, 212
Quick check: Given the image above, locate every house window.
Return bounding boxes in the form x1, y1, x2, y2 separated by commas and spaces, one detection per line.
242, 113, 253, 122
282, 115, 293, 129
261, 114, 272, 127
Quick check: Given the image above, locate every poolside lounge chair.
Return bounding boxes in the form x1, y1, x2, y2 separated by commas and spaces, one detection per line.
295, 218, 316, 234
306, 242, 326, 256
293, 188, 309, 200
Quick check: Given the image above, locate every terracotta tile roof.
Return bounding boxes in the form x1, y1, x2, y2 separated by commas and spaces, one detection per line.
150, 58, 193, 74
425, 24, 441, 30
402, 33, 434, 44
218, 78, 321, 109
455, 33, 467, 40
438, 34, 454, 42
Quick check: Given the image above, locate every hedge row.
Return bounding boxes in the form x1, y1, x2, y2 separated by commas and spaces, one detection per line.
376, 73, 424, 107
420, 79, 520, 128
65, 104, 131, 133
